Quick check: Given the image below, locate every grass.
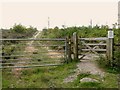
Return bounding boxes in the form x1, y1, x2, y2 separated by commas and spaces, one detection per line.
2, 56, 119, 88
0, 70, 2, 89
2, 47, 119, 88
79, 82, 101, 88
2, 62, 77, 88
61, 72, 118, 88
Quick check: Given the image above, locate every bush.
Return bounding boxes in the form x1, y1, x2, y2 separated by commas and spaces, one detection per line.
114, 51, 120, 69
97, 54, 120, 73
96, 55, 110, 69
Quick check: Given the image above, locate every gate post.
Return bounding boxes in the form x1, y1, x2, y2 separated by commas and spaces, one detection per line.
106, 29, 114, 66
66, 36, 72, 63
73, 32, 78, 61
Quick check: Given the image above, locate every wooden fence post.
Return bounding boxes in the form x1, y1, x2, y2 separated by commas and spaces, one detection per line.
106, 29, 114, 66
66, 36, 72, 63
73, 32, 78, 61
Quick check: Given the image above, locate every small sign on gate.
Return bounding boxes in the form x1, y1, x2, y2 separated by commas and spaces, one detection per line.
108, 30, 114, 38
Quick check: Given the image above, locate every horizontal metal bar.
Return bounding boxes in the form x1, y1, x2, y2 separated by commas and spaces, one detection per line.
1, 60, 61, 65
0, 64, 62, 69
79, 37, 107, 41
0, 53, 65, 57
0, 38, 66, 41
82, 49, 106, 51
1, 54, 64, 58
1, 50, 65, 54
0, 58, 32, 61
1, 54, 64, 57
1, 55, 26, 58
47, 50, 65, 52
30, 45, 65, 47
2, 44, 65, 47
0, 58, 63, 62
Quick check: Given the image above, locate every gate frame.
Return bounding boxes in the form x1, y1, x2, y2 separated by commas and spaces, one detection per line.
71, 29, 114, 66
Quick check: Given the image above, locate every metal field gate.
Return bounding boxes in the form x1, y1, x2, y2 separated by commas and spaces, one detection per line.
0, 38, 67, 69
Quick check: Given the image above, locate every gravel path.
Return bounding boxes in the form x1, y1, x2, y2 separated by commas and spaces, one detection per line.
64, 53, 105, 83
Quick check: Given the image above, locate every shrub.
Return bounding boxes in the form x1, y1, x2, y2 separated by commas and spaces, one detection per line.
96, 55, 110, 69
114, 51, 120, 69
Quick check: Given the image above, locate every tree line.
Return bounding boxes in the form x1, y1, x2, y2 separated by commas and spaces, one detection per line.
1, 24, 38, 61
2, 24, 37, 39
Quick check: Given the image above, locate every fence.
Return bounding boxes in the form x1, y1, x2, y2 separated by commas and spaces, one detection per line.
0, 29, 115, 68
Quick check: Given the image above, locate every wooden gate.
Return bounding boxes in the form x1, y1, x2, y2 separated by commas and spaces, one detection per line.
0, 38, 68, 69
79, 37, 107, 55
69, 31, 114, 65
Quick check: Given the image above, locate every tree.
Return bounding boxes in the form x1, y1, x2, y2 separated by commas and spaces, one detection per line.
11, 24, 26, 33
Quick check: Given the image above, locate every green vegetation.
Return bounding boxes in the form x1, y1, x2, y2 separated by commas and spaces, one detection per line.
2, 64, 118, 88
41, 25, 120, 69
2, 24, 37, 39
41, 25, 108, 38
62, 72, 118, 88
1, 24, 120, 88
2, 62, 77, 88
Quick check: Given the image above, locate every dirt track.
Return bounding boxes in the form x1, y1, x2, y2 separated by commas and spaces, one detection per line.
64, 53, 105, 83
12, 31, 40, 77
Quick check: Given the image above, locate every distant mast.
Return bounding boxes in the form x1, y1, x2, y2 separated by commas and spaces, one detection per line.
48, 17, 50, 29
90, 19, 93, 28
118, 1, 120, 52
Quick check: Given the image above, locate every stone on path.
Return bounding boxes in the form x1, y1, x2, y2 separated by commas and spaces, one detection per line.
80, 77, 99, 83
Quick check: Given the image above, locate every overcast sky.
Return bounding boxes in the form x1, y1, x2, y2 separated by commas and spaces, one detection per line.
1, 0, 119, 30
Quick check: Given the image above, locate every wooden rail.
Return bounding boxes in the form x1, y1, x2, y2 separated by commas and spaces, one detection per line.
82, 49, 106, 52
83, 43, 106, 46
79, 37, 107, 41
115, 44, 120, 46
